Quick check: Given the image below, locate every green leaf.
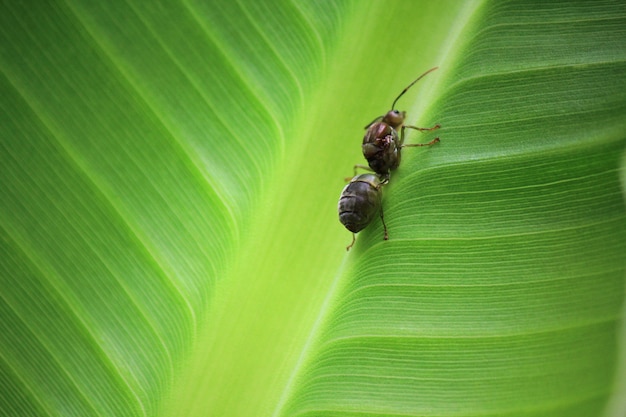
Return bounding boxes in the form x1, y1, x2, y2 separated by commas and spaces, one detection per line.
1, 1, 625, 417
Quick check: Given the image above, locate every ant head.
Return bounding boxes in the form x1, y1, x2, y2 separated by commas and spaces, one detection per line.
382, 110, 405, 128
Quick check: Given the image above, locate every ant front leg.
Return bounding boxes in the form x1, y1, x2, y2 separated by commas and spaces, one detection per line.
405, 123, 441, 133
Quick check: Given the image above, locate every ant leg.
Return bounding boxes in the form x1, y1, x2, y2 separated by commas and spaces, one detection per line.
380, 205, 389, 241
400, 123, 440, 146
346, 233, 356, 251
353, 164, 373, 176
405, 123, 441, 133
402, 137, 440, 148
363, 116, 384, 129
345, 164, 374, 181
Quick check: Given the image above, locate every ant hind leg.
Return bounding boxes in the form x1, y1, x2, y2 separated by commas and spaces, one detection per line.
345, 164, 374, 181
380, 205, 389, 241
353, 164, 373, 176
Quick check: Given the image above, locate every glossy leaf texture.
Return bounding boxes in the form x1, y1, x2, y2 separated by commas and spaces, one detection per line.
0, 1, 625, 417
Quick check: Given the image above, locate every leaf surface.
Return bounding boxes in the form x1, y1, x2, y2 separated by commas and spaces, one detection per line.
0, 1, 625, 417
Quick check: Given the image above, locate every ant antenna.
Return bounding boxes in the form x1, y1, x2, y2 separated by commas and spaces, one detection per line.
390, 66, 438, 110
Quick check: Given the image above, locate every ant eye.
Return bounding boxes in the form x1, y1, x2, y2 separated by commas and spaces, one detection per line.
392, 110, 400, 115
